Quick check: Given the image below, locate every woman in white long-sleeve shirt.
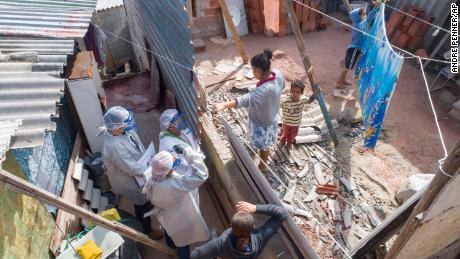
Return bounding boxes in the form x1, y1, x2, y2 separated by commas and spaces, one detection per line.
143, 147, 210, 259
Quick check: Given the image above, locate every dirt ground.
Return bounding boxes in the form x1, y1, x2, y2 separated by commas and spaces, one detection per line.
195, 17, 460, 257
196, 23, 460, 191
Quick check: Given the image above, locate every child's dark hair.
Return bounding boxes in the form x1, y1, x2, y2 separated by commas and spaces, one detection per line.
291, 79, 306, 92
359, 7, 366, 16
250, 48, 273, 73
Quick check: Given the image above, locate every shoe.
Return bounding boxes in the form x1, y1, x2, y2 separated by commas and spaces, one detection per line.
147, 229, 164, 240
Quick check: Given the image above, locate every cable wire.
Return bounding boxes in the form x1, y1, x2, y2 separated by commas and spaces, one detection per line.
291, 0, 451, 64
417, 57, 448, 157
385, 4, 451, 34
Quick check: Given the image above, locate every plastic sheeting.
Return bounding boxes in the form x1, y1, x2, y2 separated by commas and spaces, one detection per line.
355, 5, 403, 148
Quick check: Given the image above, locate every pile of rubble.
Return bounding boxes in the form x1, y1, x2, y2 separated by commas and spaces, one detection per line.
202, 61, 390, 258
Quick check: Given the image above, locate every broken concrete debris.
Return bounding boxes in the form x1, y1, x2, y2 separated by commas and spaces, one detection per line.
395, 173, 434, 204
342, 205, 353, 228
208, 81, 390, 257
283, 179, 297, 203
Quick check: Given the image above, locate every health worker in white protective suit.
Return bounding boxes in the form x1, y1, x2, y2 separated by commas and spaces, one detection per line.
159, 109, 201, 154
101, 106, 163, 239
143, 148, 210, 259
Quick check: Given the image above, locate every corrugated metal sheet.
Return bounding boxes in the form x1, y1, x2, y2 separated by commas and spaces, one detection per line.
390, 0, 453, 49
0, 0, 97, 39
0, 39, 75, 149
124, 0, 199, 133
0, 120, 21, 162
95, 0, 124, 11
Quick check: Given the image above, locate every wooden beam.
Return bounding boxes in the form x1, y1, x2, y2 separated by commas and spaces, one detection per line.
386, 138, 460, 258
0, 168, 177, 257
349, 186, 424, 257
49, 131, 84, 255
283, 0, 339, 145
217, 0, 249, 64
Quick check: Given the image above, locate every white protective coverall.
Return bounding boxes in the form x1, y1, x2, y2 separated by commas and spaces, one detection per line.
143, 150, 210, 247
102, 130, 148, 205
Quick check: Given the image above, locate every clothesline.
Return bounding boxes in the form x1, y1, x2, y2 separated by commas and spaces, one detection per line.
292, 0, 451, 64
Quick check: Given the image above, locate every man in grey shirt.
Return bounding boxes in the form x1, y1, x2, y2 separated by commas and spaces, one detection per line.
190, 202, 288, 259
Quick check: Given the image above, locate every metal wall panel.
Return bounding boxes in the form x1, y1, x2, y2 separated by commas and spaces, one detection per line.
0, 0, 96, 38
124, 0, 199, 133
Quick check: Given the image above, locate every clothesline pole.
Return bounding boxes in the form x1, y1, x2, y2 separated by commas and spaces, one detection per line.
0, 168, 178, 257
283, 0, 339, 145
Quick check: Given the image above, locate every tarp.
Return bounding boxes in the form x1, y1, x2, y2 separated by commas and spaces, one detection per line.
355, 5, 403, 148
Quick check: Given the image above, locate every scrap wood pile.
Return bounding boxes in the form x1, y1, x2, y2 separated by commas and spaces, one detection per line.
386, 6, 434, 51
201, 61, 388, 258
246, 0, 326, 37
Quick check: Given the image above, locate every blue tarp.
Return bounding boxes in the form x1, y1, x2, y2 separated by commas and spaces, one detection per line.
355, 5, 404, 148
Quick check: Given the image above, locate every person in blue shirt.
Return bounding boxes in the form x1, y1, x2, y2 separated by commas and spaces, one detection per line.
336, 0, 381, 89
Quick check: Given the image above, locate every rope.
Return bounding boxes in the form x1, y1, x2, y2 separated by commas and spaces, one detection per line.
385, 4, 451, 34
291, 0, 451, 64
222, 116, 352, 258
417, 57, 448, 157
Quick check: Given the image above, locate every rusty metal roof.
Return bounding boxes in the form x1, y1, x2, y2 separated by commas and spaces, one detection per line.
124, 0, 199, 133
0, 0, 97, 39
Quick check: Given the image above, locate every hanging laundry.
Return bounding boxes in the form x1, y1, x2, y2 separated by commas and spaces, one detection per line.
84, 23, 107, 66
355, 5, 404, 148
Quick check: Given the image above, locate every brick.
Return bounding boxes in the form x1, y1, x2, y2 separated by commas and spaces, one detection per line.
390, 29, 403, 45
407, 36, 423, 50
396, 33, 410, 48
400, 16, 414, 30
302, 0, 310, 23
295, 0, 303, 24
407, 19, 424, 36
415, 16, 434, 37
192, 38, 205, 53
387, 12, 405, 31
204, 7, 221, 16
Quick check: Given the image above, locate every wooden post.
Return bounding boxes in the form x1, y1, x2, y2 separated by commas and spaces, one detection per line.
385, 138, 460, 258
283, 0, 339, 145
0, 168, 177, 257
217, 0, 249, 64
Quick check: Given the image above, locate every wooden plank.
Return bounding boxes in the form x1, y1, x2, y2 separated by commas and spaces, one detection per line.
0, 168, 177, 256
386, 138, 460, 259
283, 0, 339, 145
217, 0, 249, 63
49, 131, 84, 255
